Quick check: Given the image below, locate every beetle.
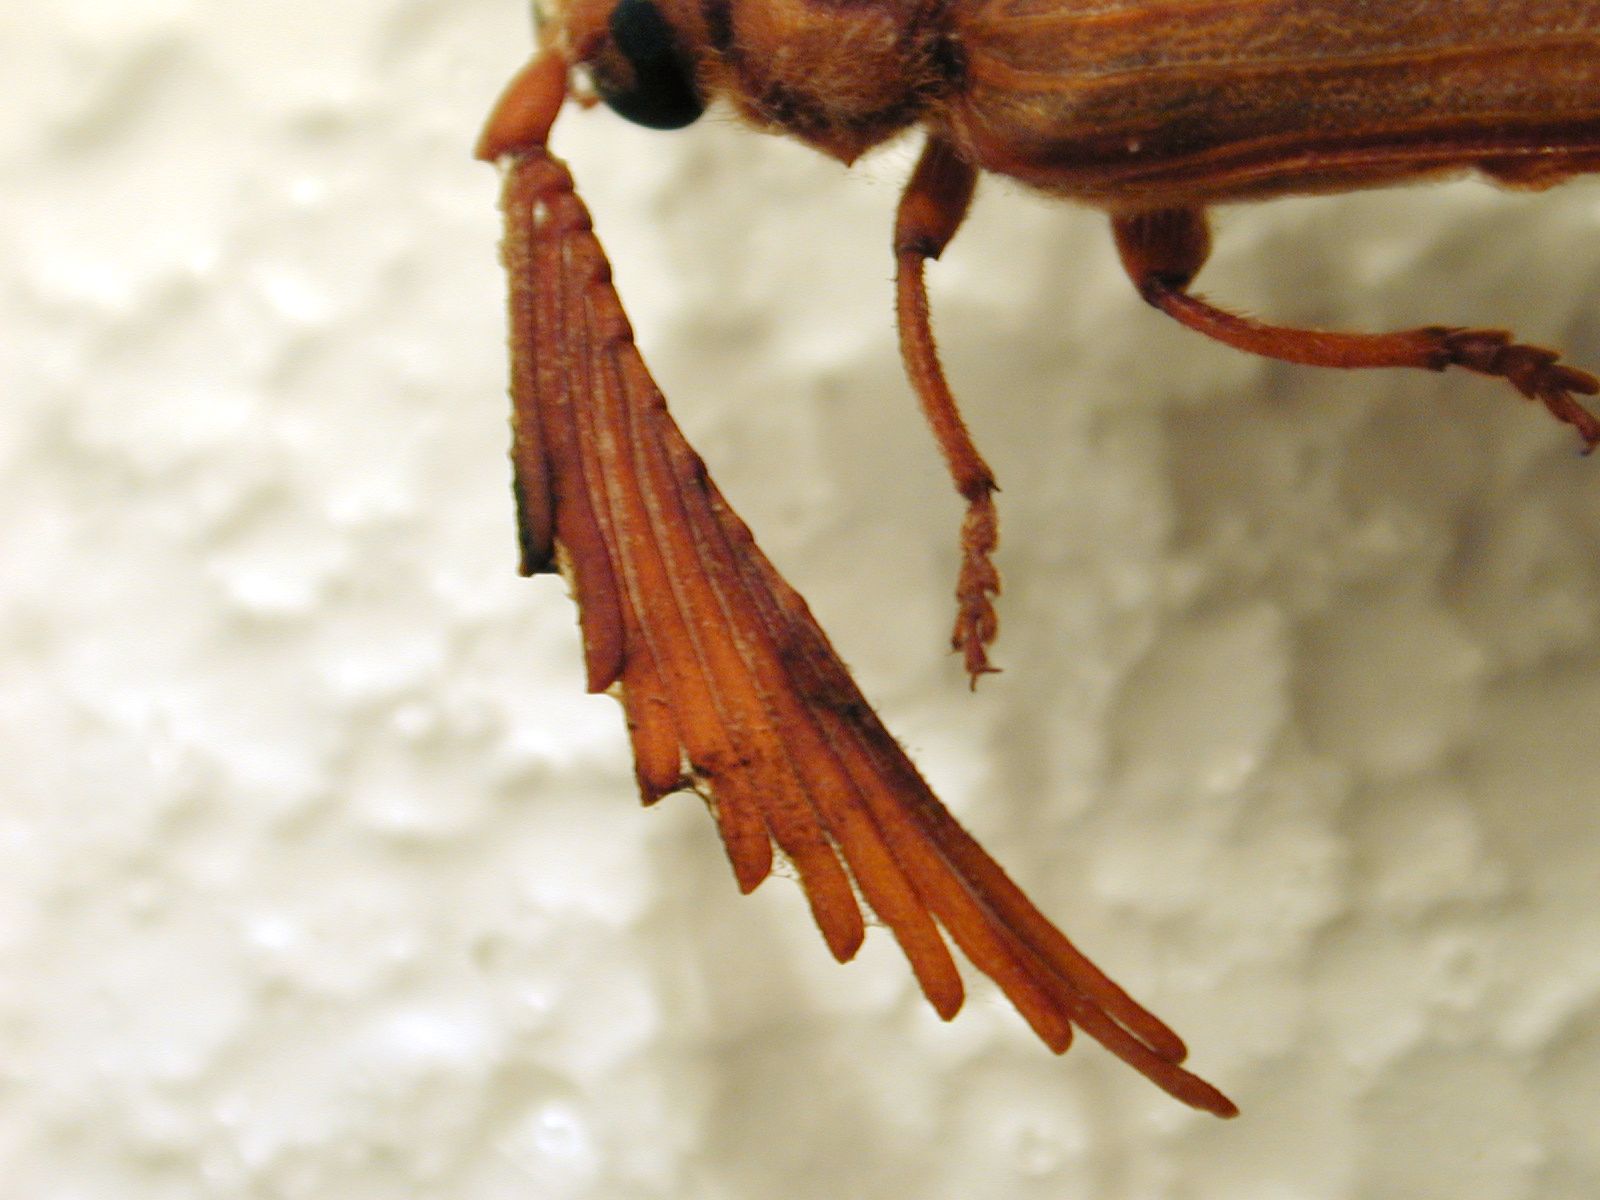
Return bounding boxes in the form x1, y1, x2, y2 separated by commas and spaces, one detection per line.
476, 0, 1600, 1115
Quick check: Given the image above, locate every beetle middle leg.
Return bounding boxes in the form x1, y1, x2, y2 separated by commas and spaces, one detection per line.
895, 136, 1000, 686
1111, 206, 1600, 450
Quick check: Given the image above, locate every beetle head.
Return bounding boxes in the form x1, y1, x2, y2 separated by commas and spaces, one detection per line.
538, 0, 706, 130
540, 0, 939, 162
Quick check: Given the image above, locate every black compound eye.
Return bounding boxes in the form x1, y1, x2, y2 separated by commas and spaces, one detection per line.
595, 0, 705, 130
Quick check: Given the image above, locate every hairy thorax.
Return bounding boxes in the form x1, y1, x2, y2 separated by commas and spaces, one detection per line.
698, 1, 966, 161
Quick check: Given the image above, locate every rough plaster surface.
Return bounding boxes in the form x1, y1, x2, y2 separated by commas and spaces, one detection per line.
5, 3, 1600, 1197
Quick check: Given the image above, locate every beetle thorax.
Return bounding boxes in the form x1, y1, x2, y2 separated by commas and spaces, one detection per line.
694, 0, 955, 161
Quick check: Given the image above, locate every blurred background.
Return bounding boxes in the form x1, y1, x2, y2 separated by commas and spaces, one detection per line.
4, 2, 1600, 1196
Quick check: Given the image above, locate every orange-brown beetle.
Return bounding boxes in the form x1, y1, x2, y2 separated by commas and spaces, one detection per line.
477, 0, 1600, 1115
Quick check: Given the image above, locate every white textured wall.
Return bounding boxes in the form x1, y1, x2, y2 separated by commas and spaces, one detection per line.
5, 3, 1600, 1197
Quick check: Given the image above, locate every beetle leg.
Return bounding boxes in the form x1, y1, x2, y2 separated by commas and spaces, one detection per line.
895, 137, 1000, 686
1112, 207, 1600, 451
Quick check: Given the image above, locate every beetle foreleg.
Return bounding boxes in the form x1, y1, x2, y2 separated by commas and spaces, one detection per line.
895, 137, 999, 686
1112, 207, 1600, 451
